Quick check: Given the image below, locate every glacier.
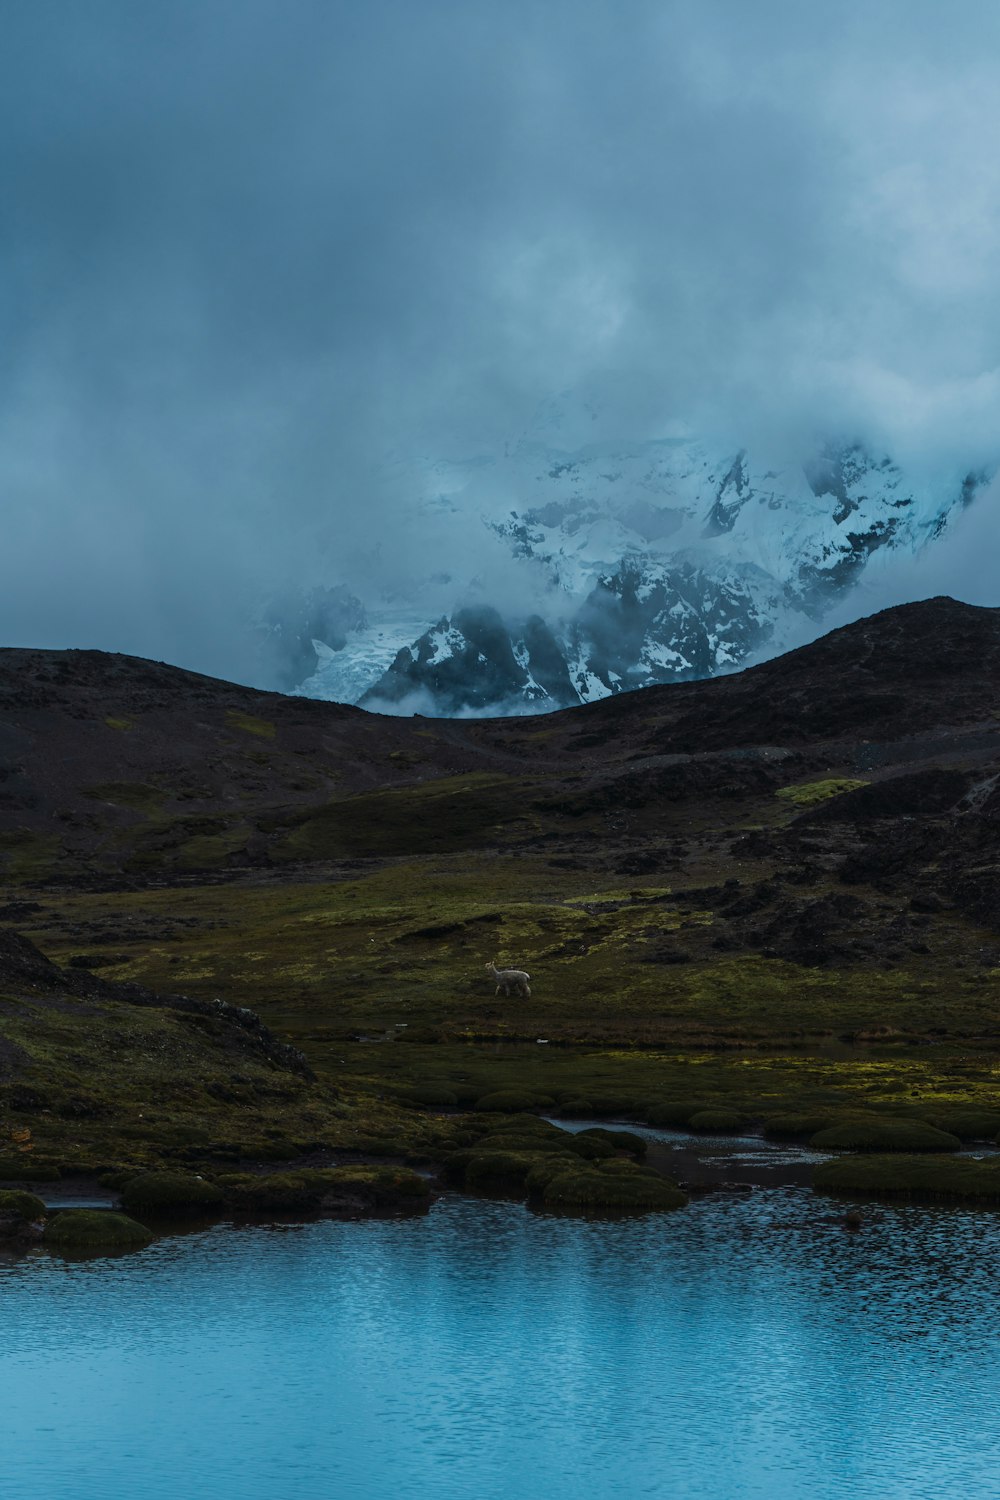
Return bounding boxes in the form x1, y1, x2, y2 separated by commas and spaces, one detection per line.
282, 412, 993, 716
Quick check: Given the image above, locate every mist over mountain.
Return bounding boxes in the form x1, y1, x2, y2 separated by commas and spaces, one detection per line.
269, 405, 995, 714
2, 3, 1000, 693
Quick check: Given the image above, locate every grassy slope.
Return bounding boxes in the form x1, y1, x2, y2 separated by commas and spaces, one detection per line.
12, 837, 1000, 1142
3, 610, 1000, 1193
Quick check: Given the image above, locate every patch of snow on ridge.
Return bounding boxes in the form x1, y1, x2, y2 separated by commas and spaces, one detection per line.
425, 624, 466, 665
295, 609, 431, 704
282, 393, 997, 714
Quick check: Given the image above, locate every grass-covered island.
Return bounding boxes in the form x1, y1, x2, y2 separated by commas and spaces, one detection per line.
3, 598, 1000, 1247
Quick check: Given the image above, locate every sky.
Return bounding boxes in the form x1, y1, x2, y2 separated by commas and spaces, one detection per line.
2, 0, 1000, 684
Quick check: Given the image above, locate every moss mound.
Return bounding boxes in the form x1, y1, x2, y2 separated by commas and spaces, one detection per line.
918, 1108, 1000, 1141
0, 1189, 46, 1219
220, 1165, 431, 1217
578, 1128, 647, 1158
98, 1170, 143, 1191
121, 1171, 225, 1219
463, 1150, 561, 1194
561, 1133, 617, 1160
476, 1127, 616, 1161
643, 1102, 702, 1128
473, 1113, 560, 1135
400, 1085, 459, 1108
529, 1158, 688, 1215
688, 1109, 744, 1134
0, 1158, 60, 1182
475, 1090, 555, 1113
582, 1095, 642, 1119
814, 1154, 1000, 1202
558, 1098, 594, 1116
810, 1120, 961, 1153
329, 1165, 432, 1211
473, 1133, 568, 1155
44, 1210, 153, 1249
763, 1113, 836, 1139
218, 1172, 328, 1215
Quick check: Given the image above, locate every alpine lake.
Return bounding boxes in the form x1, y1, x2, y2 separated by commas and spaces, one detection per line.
4, 1120, 1000, 1500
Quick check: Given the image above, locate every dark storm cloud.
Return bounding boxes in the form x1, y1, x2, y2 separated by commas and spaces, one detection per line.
2, 0, 1000, 679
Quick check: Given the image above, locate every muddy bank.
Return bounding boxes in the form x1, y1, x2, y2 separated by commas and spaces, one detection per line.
642, 1137, 821, 1193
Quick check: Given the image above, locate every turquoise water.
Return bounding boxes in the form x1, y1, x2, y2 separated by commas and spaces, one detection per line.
3, 1189, 999, 1500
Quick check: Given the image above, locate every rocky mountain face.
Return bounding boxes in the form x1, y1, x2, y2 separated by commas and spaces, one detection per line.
283, 421, 991, 716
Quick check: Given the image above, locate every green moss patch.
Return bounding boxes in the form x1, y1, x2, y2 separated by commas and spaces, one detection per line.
275, 773, 536, 860
776, 778, 869, 807
577, 1127, 647, 1158
0, 1158, 61, 1182
0, 829, 61, 881
688, 1109, 744, 1133
0, 1189, 45, 1219
918, 1108, 1000, 1141
475, 1090, 555, 1113
644, 1102, 704, 1128
814, 1154, 1000, 1203
529, 1158, 688, 1215
226, 710, 276, 740
84, 782, 164, 814
809, 1120, 961, 1153
399, 1085, 459, 1108
44, 1210, 153, 1249
461, 1150, 558, 1194
763, 1113, 836, 1139
121, 1172, 225, 1219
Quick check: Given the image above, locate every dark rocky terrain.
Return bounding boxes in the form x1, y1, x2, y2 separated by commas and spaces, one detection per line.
2, 595, 1000, 1217
2, 596, 1000, 951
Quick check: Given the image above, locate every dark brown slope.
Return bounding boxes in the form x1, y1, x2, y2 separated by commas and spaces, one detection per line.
0, 646, 523, 874
2, 597, 1000, 890
467, 596, 1000, 756
0, 645, 498, 811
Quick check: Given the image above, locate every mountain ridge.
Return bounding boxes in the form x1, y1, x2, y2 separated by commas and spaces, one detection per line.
287, 422, 993, 714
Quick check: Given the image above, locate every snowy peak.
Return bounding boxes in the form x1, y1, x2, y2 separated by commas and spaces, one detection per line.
275, 421, 994, 716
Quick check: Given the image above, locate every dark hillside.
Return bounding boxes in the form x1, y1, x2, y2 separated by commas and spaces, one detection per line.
2, 596, 1000, 1196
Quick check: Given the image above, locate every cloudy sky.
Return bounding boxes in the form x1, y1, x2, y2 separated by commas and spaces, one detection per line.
2, 0, 999, 681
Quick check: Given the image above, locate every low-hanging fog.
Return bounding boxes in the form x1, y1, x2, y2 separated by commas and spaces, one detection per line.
2, 0, 999, 689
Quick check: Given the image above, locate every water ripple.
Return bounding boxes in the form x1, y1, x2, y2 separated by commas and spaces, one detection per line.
2, 1190, 1000, 1499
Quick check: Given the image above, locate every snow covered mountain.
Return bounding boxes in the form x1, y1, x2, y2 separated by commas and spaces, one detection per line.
279, 414, 992, 716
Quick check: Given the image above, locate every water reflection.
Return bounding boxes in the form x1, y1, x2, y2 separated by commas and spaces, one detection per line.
2, 1190, 998, 1500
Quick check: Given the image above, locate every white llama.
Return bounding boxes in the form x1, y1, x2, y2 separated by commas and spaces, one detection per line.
485, 961, 531, 999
